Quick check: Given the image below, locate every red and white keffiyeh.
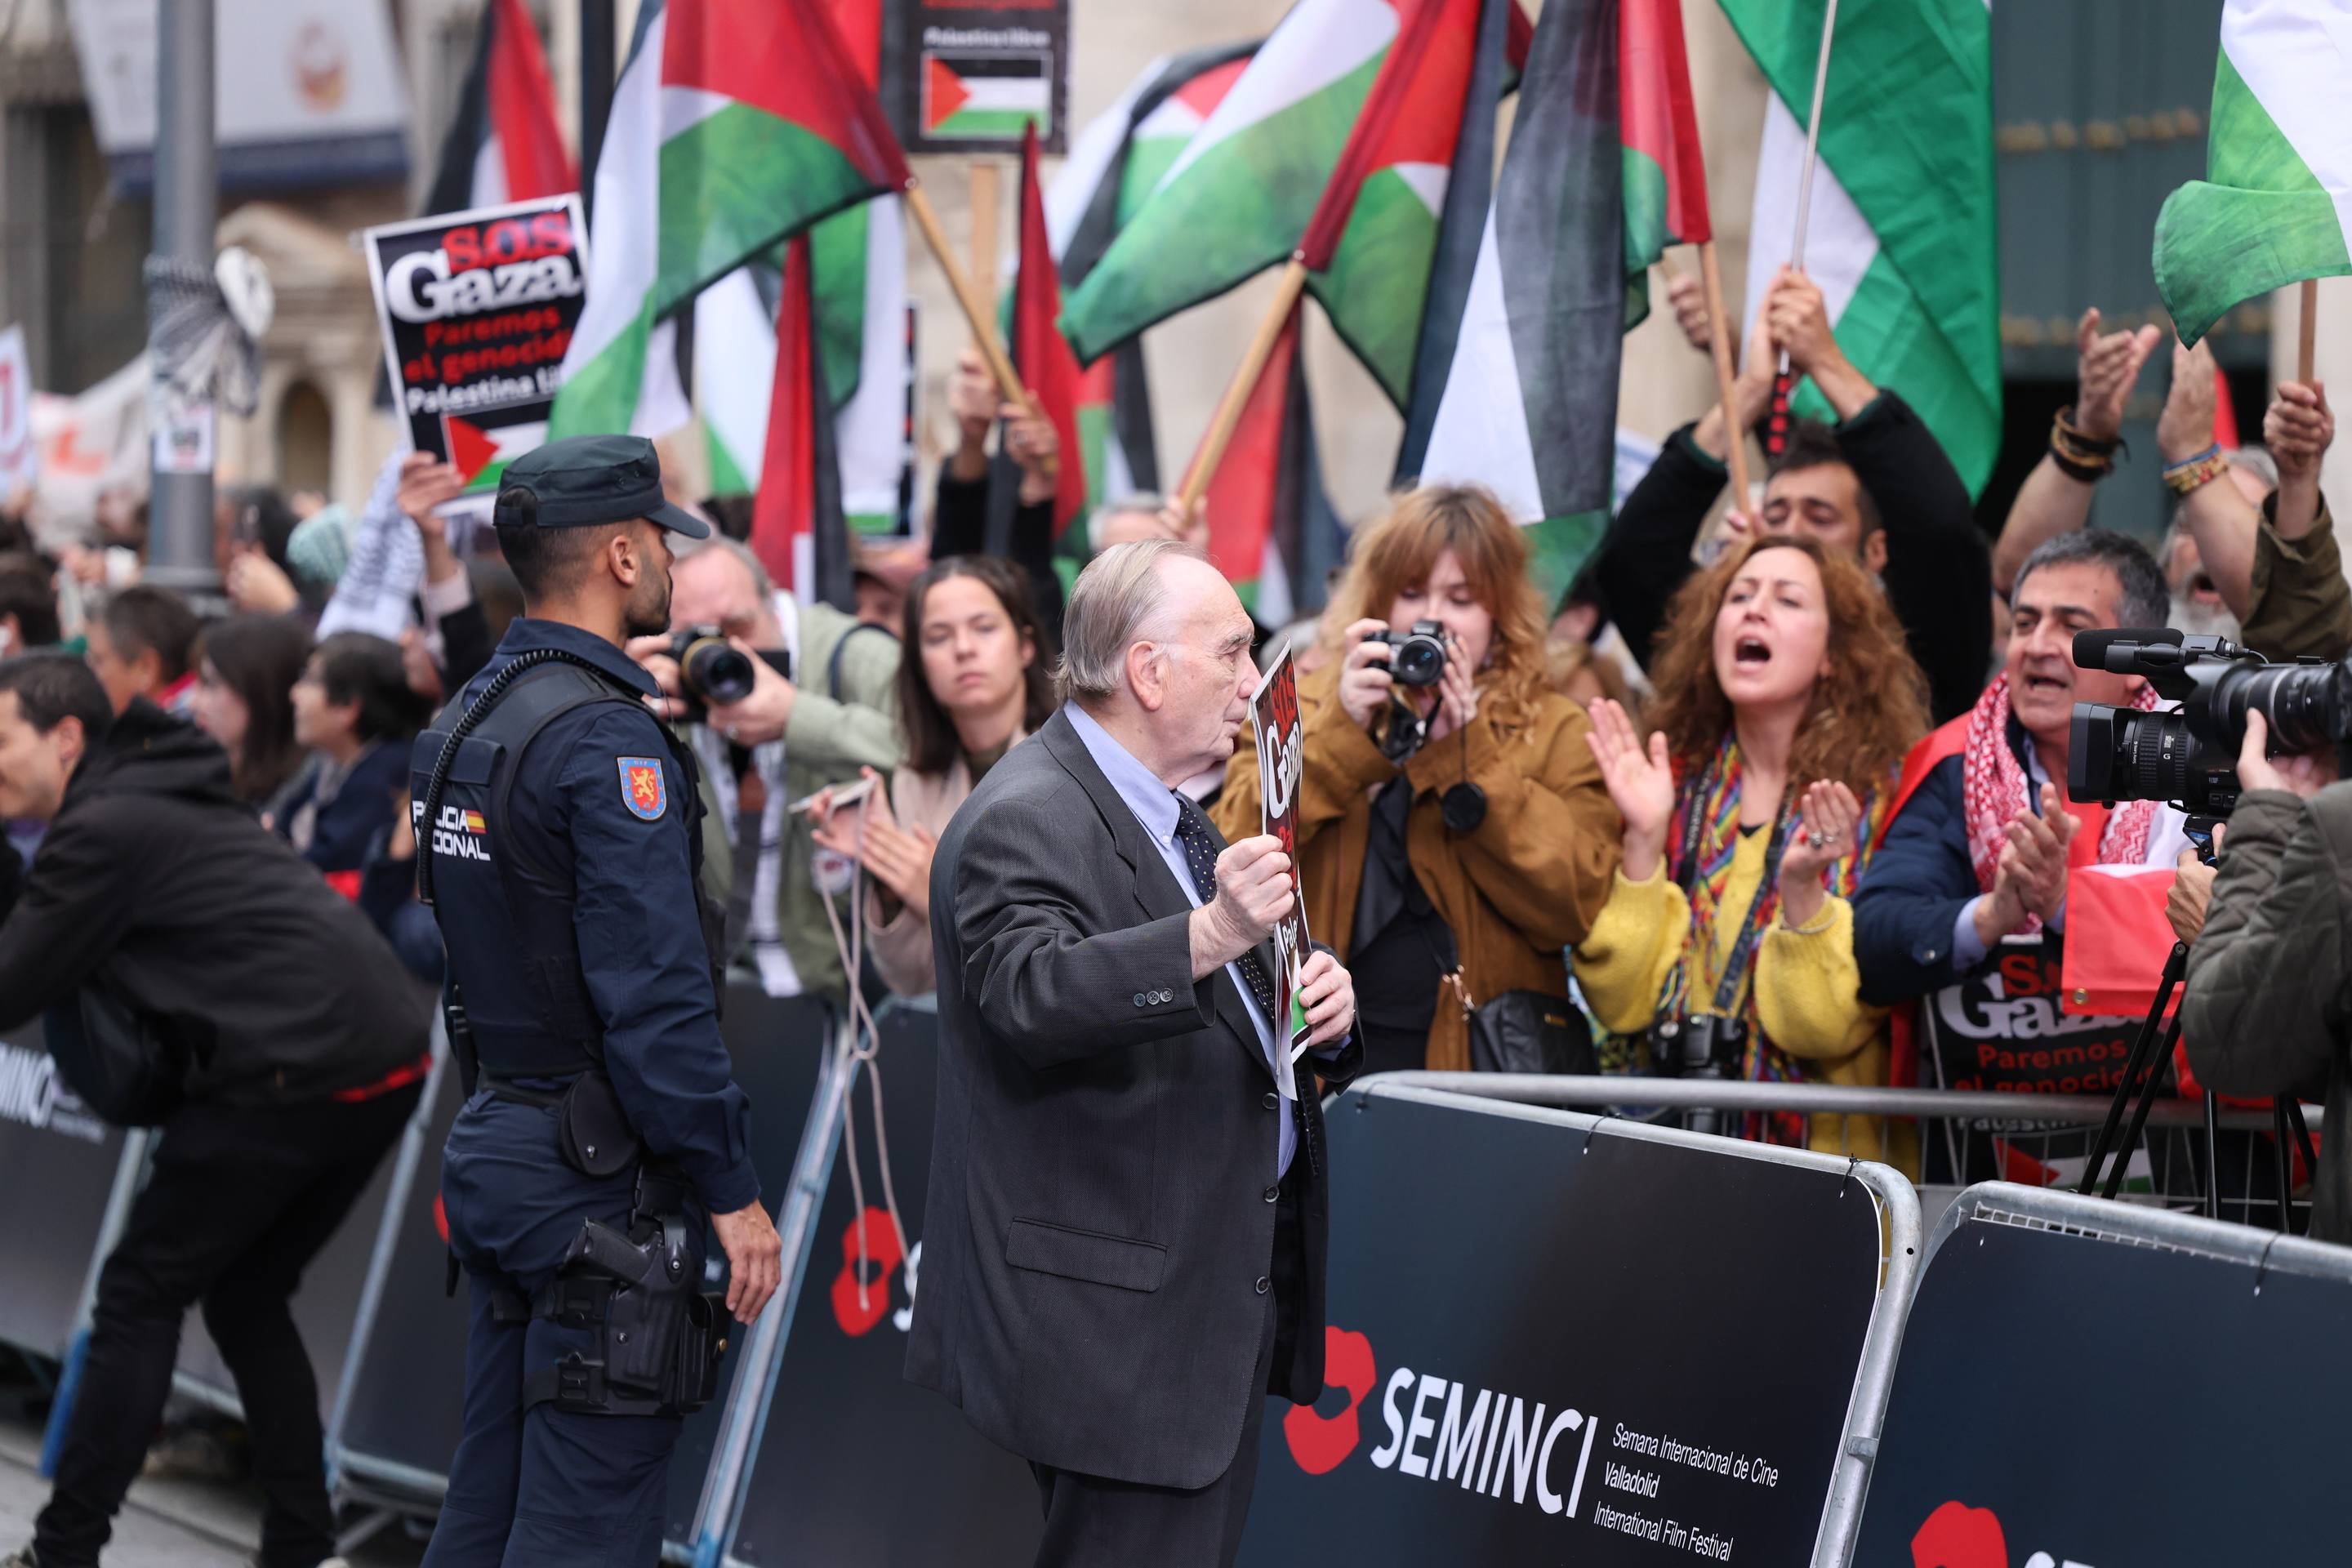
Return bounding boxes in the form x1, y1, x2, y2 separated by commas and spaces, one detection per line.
1960, 674, 2161, 933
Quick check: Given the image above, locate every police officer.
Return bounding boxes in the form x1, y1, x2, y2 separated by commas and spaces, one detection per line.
412, 435, 782, 1567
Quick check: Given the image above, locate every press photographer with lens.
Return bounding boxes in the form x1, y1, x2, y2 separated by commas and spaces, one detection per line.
1214, 487, 1620, 1076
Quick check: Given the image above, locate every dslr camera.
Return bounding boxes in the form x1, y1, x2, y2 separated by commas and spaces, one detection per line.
1361, 619, 1449, 687
664, 627, 790, 726
2068, 628, 2351, 817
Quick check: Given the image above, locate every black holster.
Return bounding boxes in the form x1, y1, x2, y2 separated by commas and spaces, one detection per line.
519, 1169, 726, 1418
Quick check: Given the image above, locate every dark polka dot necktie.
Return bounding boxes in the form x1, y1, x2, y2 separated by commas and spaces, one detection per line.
1171, 791, 1281, 1022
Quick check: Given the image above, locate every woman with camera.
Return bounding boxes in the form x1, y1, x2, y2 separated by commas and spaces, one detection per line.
1214, 486, 1620, 1076
1574, 534, 1928, 1166
809, 556, 1054, 996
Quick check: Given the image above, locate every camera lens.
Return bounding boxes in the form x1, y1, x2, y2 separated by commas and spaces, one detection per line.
681, 638, 756, 706
2224, 660, 2346, 754
1390, 633, 1447, 687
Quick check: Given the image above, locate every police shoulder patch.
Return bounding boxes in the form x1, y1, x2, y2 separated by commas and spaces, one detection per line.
617, 756, 667, 821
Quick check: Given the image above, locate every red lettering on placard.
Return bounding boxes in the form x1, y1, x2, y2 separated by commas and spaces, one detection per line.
828, 1205, 902, 1337
1283, 1325, 1375, 1474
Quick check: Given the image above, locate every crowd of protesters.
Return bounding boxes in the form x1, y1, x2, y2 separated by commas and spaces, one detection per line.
0, 264, 2344, 1219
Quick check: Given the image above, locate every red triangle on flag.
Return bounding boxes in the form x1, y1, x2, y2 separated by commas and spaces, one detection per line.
925, 56, 971, 131
1011, 124, 1086, 535
444, 415, 500, 483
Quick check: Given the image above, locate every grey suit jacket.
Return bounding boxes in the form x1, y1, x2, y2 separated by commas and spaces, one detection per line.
905, 706, 1360, 1489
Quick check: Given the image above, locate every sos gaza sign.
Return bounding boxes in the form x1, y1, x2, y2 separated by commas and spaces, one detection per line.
363, 194, 590, 510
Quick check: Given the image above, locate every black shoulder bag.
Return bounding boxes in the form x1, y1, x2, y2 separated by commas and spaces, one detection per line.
45, 983, 191, 1126
1425, 919, 1595, 1076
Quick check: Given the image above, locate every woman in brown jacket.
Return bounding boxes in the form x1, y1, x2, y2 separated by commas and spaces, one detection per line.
1215, 486, 1621, 1074
810, 555, 1054, 996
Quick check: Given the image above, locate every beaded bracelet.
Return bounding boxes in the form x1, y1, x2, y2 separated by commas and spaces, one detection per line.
2049, 404, 2118, 480
2162, 444, 2228, 497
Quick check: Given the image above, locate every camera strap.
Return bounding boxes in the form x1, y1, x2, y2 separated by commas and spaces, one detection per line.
1670, 782, 1793, 1020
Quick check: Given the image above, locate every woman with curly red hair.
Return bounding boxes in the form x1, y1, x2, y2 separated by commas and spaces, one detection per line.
1575, 534, 1929, 1167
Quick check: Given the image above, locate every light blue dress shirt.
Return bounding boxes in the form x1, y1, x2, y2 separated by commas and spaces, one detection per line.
1067, 703, 1297, 1177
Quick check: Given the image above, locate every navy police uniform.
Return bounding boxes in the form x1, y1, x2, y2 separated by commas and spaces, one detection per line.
413, 438, 756, 1568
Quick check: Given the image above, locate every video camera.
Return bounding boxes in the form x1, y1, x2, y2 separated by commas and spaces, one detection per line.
2067, 627, 2351, 817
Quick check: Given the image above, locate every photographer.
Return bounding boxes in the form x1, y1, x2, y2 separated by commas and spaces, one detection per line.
1214, 486, 1619, 1075
1576, 536, 1929, 1167
0, 655, 430, 1568
2180, 710, 2350, 1240
639, 535, 901, 1000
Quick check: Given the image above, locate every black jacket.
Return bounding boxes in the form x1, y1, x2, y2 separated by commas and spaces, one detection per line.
1593, 391, 1993, 724
932, 468, 1064, 644
0, 702, 430, 1103
906, 709, 1361, 1489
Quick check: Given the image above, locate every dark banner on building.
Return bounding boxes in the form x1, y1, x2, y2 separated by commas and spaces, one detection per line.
0, 1027, 121, 1357
1237, 1086, 1890, 1565
724, 1003, 1036, 1565
363, 194, 587, 511
1853, 1205, 2352, 1565
894, 1, 1069, 154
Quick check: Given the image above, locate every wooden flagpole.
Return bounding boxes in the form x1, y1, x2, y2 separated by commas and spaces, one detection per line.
1177, 257, 1311, 514
969, 162, 1001, 304
1695, 246, 1754, 506
2299, 277, 2319, 382
1766, 0, 1841, 460
903, 177, 1032, 412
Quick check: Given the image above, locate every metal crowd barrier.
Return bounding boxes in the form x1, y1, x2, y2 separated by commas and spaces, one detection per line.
1375, 1072, 2327, 1234
12, 1031, 2337, 1564
1847, 1180, 2352, 1562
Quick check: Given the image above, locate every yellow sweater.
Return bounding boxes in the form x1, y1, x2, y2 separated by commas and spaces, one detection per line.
1573, 827, 1918, 1175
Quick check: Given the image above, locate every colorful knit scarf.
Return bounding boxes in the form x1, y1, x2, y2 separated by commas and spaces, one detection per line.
1654, 734, 1895, 1143
1959, 674, 2161, 934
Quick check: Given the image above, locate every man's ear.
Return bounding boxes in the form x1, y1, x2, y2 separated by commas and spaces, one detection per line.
608, 524, 643, 589
53, 715, 87, 770
1126, 641, 1166, 711
1861, 528, 1888, 575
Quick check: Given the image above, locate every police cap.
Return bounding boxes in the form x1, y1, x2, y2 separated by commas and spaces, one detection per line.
492, 434, 711, 538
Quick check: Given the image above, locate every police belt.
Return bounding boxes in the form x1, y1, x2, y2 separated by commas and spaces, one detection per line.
483, 1166, 728, 1419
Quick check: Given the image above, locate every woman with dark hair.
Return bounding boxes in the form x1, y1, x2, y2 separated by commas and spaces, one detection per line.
281, 632, 432, 878
1575, 533, 1931, 1168
810, 555, 1053, 996
191, 614, 313, 817
1218, 485, 1624, 1075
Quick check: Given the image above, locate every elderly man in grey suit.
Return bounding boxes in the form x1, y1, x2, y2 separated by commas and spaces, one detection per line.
908, 539, 1361, 1567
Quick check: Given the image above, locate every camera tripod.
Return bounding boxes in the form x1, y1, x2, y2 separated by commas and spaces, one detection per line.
2076, 818, 2319, 1232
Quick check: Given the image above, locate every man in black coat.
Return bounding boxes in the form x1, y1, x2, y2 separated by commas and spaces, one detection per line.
0, 654, 430, 1568
1590, 266, 1993, 723
908, 540, 1361, 1567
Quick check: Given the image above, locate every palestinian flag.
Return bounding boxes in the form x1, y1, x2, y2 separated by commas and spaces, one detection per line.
1061, 0, 1491, 409
1406, 0, 1622, 607
697, 0, 907, 533
1186, 303, 1341, 626
1011, 123, 1087, 537
423, 0, 573, 215
2154, 0, 2352, 349
1045, 44, 1258, 514
1724, 0, 2000, 497
751, 236, 854, 609
923, 52, 1052, 142
550, 0, 910, 443
1618, 0, 1709, 329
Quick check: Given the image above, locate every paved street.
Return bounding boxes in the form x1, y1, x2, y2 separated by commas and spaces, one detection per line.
0, 1402, 428, 1568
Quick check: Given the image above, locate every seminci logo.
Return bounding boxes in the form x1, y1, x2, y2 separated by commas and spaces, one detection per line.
1281, 1326, 1601, 1520
1912, 1499, 2102, 1568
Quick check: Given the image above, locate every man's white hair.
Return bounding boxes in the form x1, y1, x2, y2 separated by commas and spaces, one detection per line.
1056, 538, 1200, 704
